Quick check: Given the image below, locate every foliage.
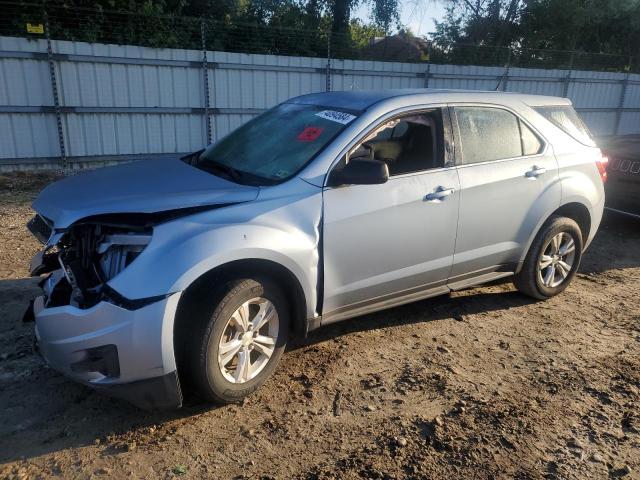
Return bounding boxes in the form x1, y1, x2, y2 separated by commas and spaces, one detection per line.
349, 17, 385, 48
1, 0, 638, 71
171, 464, 188, 476
372, 0, 400, 33
432, 0, 640, 70
0, 0, 397, 58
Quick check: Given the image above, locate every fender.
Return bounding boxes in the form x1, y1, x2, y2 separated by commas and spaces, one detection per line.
517, 143, 605, 265
516, 182, 563, 266
518, 187, 604, 267
108, 188, 323, 318
557, 164, 605, 248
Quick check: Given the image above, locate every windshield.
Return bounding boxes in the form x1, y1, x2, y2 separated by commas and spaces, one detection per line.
195, 103, 358, 185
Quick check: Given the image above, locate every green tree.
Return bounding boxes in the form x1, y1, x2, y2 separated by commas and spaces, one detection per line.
433, 0, 522, 47
349, 17, 385, 48
432, 0, 640, 58
2, 0, 400, 58
519, 0, 640, 56
329, 0, 400, 37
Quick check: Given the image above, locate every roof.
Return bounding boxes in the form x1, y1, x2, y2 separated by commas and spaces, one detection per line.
288, 89, 570, 112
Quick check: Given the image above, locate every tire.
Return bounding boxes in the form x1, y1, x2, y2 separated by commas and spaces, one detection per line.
514, 215, 583, 300
183, 277, 289, 403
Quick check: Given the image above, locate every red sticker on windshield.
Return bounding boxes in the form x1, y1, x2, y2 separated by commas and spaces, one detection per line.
297, 126, 324, 142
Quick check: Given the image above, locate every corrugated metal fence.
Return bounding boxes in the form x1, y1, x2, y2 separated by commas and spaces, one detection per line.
1, 35, 639, 171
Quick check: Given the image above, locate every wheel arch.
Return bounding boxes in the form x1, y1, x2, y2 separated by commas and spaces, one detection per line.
173, 258, 309, 345
553, 202, 591, 244
519, 201, 592, 269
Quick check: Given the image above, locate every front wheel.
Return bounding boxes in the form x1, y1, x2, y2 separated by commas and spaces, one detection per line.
514, 215, 583, 300
184, 278, 289, 403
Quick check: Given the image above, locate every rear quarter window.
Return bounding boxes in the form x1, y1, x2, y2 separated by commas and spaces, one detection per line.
534, 105, 595, 147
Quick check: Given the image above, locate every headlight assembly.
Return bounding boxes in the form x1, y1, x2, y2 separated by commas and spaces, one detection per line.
43, 224, 153, 309
97, 233, 151, 281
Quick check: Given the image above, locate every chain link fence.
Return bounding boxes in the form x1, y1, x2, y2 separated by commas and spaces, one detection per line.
1, 2, 639, 172
1, 2, 637, 72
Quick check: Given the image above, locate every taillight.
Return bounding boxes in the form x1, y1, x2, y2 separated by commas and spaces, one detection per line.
596, 154, 608, 183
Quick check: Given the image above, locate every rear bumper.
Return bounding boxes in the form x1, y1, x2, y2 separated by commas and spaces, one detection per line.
33, 291, 183, 409
584, 188, 606, 252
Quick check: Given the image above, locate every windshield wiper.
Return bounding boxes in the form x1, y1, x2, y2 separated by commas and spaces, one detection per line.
180, 149, 204, 165
199, 160, 244, 183
192, 156, 277, 186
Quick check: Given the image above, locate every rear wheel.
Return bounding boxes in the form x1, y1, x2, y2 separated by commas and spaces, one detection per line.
183, 278, 289, 403
514, 215, 583, 300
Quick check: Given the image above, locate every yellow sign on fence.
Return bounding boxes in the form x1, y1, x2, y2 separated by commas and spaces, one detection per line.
26, 23, 44, 34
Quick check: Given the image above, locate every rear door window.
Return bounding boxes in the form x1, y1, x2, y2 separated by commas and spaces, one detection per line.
454, 107, 522, 164
534, 105, 595, 146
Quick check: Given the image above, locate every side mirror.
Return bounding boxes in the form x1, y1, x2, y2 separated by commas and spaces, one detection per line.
327, 158, 389, 187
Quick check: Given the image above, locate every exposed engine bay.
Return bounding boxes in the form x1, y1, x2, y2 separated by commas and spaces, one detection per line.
27, 204, 233, 311
29, 214, 151, 309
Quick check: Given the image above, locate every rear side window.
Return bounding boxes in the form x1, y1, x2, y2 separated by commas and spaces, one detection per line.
454, 107, 543, 164
534, 105, 595, 146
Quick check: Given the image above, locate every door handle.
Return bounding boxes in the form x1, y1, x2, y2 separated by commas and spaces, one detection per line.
424, 187, 455, 202
526, 165, 547, 178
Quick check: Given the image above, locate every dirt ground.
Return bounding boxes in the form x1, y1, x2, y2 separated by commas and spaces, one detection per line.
0, 172, 638, 480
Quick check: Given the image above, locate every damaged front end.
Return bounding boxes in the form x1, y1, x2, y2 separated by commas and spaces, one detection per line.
26, 212, 184, 410
21, 156, 265, 409
28, 213, 154, 310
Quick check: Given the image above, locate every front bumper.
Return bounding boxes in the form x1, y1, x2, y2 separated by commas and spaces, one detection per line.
93, 371, 183, 410
33, 291, 183, 410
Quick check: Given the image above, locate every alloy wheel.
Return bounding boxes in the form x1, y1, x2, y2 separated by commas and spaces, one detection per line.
217, 297, 279, 384
537, 232, 576, 288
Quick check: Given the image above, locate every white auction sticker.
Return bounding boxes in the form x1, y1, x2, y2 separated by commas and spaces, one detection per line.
315, 110, 357, 125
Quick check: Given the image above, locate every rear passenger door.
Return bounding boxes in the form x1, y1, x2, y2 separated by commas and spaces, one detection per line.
449, 105, 561, 281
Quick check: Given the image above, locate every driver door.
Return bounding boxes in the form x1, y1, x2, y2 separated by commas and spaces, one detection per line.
321, 107, 460, 323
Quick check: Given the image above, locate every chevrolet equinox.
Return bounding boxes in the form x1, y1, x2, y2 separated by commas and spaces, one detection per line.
26, 89, 607, 409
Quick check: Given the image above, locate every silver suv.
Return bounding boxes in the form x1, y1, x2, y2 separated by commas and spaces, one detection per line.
26, 89, 606, 409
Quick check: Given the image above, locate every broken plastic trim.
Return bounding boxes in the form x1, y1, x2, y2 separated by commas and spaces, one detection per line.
30, 251, 59, 276
26, 214, 53, 244
100, 284, 170, 311
22, 299, 35, 323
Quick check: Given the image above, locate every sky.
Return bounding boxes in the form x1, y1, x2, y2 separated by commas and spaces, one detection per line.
353, 0, 448, 37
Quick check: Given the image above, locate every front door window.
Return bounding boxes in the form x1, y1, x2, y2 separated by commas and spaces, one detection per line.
350, 109, 445, 175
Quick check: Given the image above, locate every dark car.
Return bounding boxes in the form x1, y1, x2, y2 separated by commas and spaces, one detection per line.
601, 135, 640, 218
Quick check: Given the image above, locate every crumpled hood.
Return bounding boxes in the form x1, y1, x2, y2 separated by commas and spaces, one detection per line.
32, 158, 260, 228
